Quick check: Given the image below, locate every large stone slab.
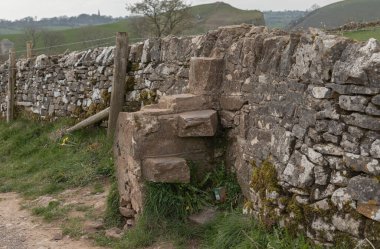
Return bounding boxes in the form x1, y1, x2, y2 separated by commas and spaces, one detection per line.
142, 157, 190, 183
178, 110, 218, 137
189, 57, 224, 95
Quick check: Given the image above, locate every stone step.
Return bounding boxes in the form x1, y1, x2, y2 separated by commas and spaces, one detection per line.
178, 110, 218, 137
142, 94, 211, 113
142, 157, 190, 183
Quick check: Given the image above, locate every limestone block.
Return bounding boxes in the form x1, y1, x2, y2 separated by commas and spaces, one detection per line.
220, 95, 247, 111
178, 110, 217, 137
343, 113, 380, 131
282, 151, 315, 188
189, 57, 224, 95
347, 176, 380, 204
344, 153, 380, 175
311, 87, 332, 99
142, 157, 190, 183
339, 95, 369, 112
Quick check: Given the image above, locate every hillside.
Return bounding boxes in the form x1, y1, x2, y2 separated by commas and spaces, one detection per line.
291, 0, 380, 29
0, 2, 264, 58
264, 11, 306, 29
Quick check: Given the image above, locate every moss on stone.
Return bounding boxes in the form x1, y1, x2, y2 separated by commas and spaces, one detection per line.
126, 76, 136, 92
101, 90, 111, 104
127, 62, 140, 72
139, 89, 157, 106
250, 159, 280, 197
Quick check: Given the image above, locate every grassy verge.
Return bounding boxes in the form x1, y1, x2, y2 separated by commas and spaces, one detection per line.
0, 117, 114, 197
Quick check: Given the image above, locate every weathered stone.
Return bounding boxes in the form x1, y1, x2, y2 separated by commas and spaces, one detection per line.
323, 133, 339, 144
119, 207, 135, 218
292, 124, 306, 139
370, 139, 380, 158
372, 95, 380, 106
366, 103, 380, 116
313, 184, 336, 201
344, 153, 380, 175
330, 170, 349, 186
178, 110, 217, 137
282, 151, 315, 188
332, 214, 362, 237
313, 144, 344, 156
311, 218, 335, 242
356, 203, 380, 222
347, 176, 380, 204
220, 95, 247, 111
312, 87, 332, 99
331, 188, 354, 210
189, 57, 224, 95
314, 166, 330, 185
142, 157, 190, 183
339, 95, 369, 112
344, 113, 380, 131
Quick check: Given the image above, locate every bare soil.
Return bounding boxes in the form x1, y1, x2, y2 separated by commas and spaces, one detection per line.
0, 192, 105, 249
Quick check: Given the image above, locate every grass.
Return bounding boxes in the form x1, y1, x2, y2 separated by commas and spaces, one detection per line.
0, 117, 114, 198
343, 26, 380, 41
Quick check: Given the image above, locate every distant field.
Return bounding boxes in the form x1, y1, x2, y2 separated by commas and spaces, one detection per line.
0, 2, 264, 58
343, 27, 380, 41
292, 0, 380, 29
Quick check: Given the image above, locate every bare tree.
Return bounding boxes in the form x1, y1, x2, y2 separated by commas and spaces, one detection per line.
126, 0, 192, 37
24, 25, 40, 46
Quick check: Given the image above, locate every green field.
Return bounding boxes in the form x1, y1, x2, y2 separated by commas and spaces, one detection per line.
292, 0, 380, 29
0, 2, 264, 58
343, 27, 380, 41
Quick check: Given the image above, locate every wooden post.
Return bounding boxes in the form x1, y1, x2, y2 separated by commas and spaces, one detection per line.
26, 41, 33, 59
7, 48, 16, 123
107, 32, 129, 138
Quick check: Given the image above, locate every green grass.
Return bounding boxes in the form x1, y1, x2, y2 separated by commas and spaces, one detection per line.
0, 117, 114, 198
292, 0, 380, 29
343, 26, 380, 41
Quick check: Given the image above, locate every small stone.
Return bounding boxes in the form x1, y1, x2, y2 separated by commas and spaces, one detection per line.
332, 214, 362, 237
330, 171, 349, 186
311, 87, 332, 99
323, 133, 339, 144
311, 199, 331, 211
188, 208, 217, 225
119, 207, 135, 218
372, 94, 380, 106
52, 231, 63, 241
177, 110, 218, 137
83, 221, 103, 233
366, 103, 380, 116
370, 139, 380, 158
347, 176, 380, 204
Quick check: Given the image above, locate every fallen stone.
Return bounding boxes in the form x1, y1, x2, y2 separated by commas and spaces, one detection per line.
188, 208, 217, 225
142, 157, 190, 183
105, 227, 123, 239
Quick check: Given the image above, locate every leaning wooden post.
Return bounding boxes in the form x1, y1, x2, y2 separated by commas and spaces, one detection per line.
26, 41, 33, 59
107, 32, 129, 138
7, 48, 16, 123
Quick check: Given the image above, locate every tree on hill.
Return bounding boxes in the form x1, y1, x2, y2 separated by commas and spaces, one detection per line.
126, 0, 193, 37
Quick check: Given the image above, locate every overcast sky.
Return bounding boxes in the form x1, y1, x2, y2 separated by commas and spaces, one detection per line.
1, 0, 341, 21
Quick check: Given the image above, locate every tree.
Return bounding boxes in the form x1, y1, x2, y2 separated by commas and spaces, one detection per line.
40, 30, 65, 54
126, 0, 192, 37
308, 4, 320, 12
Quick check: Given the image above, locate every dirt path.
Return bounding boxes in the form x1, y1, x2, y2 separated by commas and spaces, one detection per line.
0, 192, 104, 249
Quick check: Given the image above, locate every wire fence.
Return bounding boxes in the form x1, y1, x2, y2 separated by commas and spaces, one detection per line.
0, 36, 146, 61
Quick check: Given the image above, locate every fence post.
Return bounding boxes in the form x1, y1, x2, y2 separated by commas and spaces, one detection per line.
107, 32, 129, 138
26, 41, 33, 59
7, 48, 16, 123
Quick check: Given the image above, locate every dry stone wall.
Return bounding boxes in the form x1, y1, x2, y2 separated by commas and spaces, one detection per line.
1, 24, 380, 246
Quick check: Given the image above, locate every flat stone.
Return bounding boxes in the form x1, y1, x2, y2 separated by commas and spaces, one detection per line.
189, 57, 224, 95
356, 203, 380, 222
344, 153, 380, 175
142, 157, 190, 183
312, 87, 332, 99
339, 95, 368, 112
178, 110, 218, 137
347, 176, 380, 204
343, 113, 380, 131
147, 94, 212, 113
313, 144, 344, 156
282, 151, 315, 188
220, 95, 247, 111
366, 103, 380, 116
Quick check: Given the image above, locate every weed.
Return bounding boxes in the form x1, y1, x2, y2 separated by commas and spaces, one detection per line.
104, 182, 124, 228
32, 201, 71, 221
62, 218, 85, 239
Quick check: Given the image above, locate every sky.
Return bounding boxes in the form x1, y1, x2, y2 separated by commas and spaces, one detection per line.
0, 0, 341, 21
